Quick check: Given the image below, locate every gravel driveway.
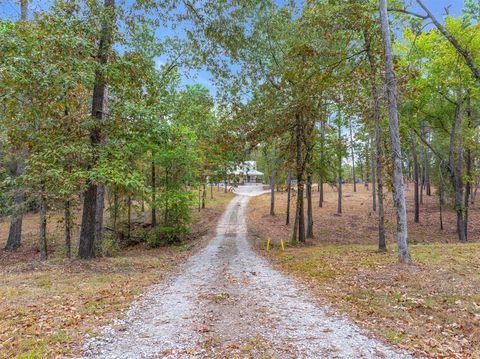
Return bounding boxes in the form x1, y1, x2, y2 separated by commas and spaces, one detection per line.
82, 185, 412, 359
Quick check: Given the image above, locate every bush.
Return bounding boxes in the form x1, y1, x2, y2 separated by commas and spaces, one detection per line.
146, 225, 191, 247
101, 236, 120, 257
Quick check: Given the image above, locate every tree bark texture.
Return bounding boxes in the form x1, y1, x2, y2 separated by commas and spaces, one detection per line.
286, 170, 292, 225
379, 0, 411, 263
39, 185, 48, 261
349, 118, 357, 192
293, 113, 305, 243
151, 161, 157, 227
365, 29, 387, 252
5, 155, 25, 251
370, 135, 377, 212
411, 133, 420, 223
64, 200, 72, 258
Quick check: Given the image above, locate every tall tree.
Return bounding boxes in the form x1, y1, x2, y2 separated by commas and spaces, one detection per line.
4, 0, 28, 251
349, 118, 357, 192
411, 132, 420, 223
364, 29, 387, 252
78, 0, 115, 259
379, 0, 411, 263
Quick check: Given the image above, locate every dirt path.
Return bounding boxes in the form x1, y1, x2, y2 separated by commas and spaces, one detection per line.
83, 185, 411, 358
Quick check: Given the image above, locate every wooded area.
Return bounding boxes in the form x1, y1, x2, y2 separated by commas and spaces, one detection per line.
1, 0, 479, 357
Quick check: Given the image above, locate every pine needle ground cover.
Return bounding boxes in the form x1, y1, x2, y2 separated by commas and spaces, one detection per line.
248, 185, 480, 358
0, 191, 234, 358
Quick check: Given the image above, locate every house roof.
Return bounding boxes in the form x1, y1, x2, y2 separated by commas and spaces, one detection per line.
231, 169, 264, 176
246, 170, 263, 176
228, 161, 264, 176
231, 170, 263, 176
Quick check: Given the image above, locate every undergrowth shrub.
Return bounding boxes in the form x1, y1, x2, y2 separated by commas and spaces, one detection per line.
101, 235, 120, 257
146, 225, 191, 247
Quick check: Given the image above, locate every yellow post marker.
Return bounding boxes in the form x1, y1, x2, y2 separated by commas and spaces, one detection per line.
281, 239, 285, 251
266, 238, 270, 251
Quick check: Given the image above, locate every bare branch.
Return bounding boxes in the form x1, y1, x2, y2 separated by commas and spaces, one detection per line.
387, 8, 428, 20
411, 126, 446, 166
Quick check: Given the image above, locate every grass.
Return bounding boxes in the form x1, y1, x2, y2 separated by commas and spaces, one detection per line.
248, 185, 480, 358
0, 190, 234, 358
263, 243, 480, 358
0, 248, 192, 358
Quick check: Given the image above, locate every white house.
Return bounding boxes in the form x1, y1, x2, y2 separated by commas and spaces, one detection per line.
231, 161, 264, 184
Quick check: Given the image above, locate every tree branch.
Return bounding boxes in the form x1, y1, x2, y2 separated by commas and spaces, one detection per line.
416, 0, 480, 83
411, 126, 446, 167
387, 8, 428, 20
391, 1, 480, 83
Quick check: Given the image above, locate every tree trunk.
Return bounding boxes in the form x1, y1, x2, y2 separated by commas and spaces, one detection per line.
5, 155, 25, 251
5, 2, 29, 251
292, 200, 299, 243
95, 184, 105, 254
438, 168, 444, 230
198, 186, 201, 212
449, 103, 466, 242
425, 158, 431, 196
151, 161, 156, 227
64, 200, 72, 258
337, 120, 342, 215
319, 175, 324, 208
210, 181, 213, 199
465, 150, 471, 241
165, 169, 169, 223
370, 135, 377, 212
364, 29, 386, 252
304, 119, 315, 238
306, 174, 313, 239
20, 0, 27, 20
127, 194, 132, 241
454, 175, 466, 242
319, 116, 325, 208
472, 177, 478, 204
349, 118, 356, 192
364, 145, 370, 191
270, 171, 275, 216
293, 113, 305, 243
464, 99, 472, 240
411, 132, 420, 223
39, 185, 48, 261
419, 133, 425, 206
79, 185, 97, 258
439, 195, 444, 230
407, 157, 412, 181
202, 182, 206, 209
359, 159, 364, 185
424, 127, 431, 196
113, 188, 118, 232
78, 0, 115, 259
286, 170, 292, 225
379, 0, 411, 263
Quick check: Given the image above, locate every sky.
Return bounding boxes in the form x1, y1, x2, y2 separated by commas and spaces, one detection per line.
0, 0, 466, 20
0, 0, 467, 94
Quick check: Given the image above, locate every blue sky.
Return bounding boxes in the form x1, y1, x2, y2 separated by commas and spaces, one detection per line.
0, 0, 465, 20
0, 0, 467, 94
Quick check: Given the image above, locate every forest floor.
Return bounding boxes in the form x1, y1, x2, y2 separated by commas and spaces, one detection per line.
0, 189, 234, 358
248, 184, 480, 359
83, 184, 410, 359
